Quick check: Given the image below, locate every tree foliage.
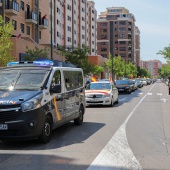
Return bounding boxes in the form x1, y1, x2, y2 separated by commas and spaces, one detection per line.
0, 15, 15, 67
158, 63, 170, 78
157, 44, 170, 60
57, 46, 96, 76
22, 46, 49, 61
137, 67, 151, 78
93, 65, 104, 76
105, 55, 138, 79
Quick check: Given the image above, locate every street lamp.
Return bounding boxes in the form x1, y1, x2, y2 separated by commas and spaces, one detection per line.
111, 55, 114, 81
50, 0, 53, 60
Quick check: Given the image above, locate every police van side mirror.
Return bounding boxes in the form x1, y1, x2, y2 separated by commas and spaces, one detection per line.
50, 84, 61, 93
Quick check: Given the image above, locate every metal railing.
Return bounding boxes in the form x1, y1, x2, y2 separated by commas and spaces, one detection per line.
5, 0, 19, 12
25, 11, 38, 21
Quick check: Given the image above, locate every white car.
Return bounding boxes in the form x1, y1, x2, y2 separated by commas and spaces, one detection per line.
85, 81, 119, 107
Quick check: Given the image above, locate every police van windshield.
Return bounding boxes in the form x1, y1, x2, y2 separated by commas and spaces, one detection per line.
0, 69, 49, 90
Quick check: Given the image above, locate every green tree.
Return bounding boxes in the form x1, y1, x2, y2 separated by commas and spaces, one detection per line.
0, 15, 15, 67
57, 46, 95, 76
126, 62, 137, 78
158, 64, 170, 78
105, 55, 125, 79
137, 67, 150, 78
93, 65, 105, 76
22, 46, 49, 61
157, 44, 170, 60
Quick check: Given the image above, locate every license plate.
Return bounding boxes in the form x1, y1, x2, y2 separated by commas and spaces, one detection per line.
0, 124, 8, 130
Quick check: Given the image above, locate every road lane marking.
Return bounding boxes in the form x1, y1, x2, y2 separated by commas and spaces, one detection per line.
138, 93, 143, 95
87, 84, 156, 170
160, 98, 168, 103
119, 97, 127, 102
157, 93, 162, 95
147, 93, 152, 95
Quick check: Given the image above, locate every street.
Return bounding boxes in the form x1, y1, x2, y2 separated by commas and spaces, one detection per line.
0, 80, 170, 170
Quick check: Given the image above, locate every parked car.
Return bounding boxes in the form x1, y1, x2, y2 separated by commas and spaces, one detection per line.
115, 79, 134, 94
141, 78, 147, 86
85, 81, 119, 106
135, 79, 143, 88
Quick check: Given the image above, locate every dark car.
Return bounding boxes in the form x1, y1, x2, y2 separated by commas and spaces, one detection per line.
115, 79, 134, 94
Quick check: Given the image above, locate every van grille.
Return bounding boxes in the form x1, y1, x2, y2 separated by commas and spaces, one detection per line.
0, 105, 21, 122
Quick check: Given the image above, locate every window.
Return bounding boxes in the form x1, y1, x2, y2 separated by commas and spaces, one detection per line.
26, 26, 30, 35
101, 29, 107, 33
57, 7, 60, 14
100, 35, 107, 39
92, 41, 94, 45
12, 20, 17, 30
120, 47, 126, 51
120, 34, 126, 38
5, 16, 10, 24
67, 15, 71, 21
82, 8, 84, 12
20, 1, 24, 10
119, 21, 126, 25
67, 37, 71, 42
100, 23, 107, 26
64, 71, 83, 91
92, 18, 94, 21
92, 49, 95, 52
119, 28, 126, 32
20, 23, 24, 33
92, 10, 94, 14
82, 26, 85, 30
82, 17, 85, 21
101, 48, 107, 51
67, 26, 71, 32
100, 42, 107, 45
120, 41, 126, 44
92, 25, 94, 29
50, 70, 61, 92
82, 34, 85, 39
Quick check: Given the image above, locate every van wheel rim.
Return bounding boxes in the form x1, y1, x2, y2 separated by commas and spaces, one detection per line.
44, 122, 50, 136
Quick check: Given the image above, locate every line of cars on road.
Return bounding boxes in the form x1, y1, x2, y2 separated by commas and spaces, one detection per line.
85, 78, 155, 107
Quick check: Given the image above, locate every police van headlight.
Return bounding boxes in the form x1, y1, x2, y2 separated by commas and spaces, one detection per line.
21, 94, 42, 112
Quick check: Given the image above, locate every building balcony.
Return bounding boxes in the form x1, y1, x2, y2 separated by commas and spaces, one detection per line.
5, 0, 19, 15
128, 50, 131, 53
25, 12, 38, 24
128, 31, 131, 34
39, 19, 48, 29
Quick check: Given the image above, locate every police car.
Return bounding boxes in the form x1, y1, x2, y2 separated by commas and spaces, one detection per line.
0, 60, 86, 143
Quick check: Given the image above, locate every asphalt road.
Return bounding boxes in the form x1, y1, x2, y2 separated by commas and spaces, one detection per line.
0, 80, 170, 170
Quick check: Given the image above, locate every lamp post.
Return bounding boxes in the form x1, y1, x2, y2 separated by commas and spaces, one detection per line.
50, 0, 53, 60
111, 54, 114, 81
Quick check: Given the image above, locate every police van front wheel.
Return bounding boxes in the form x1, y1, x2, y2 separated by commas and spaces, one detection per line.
74, 106, 84, 125
38, 116, 52, 143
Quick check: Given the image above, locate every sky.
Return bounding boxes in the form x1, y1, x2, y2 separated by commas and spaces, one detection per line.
93, 0, 170, 63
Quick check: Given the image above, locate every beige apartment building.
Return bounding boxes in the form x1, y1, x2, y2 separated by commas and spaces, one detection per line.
0, 0, 97, 65
97, 7, 140, 66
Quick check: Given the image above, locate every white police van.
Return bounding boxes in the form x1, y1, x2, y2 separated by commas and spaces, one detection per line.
0, 60, 86, 143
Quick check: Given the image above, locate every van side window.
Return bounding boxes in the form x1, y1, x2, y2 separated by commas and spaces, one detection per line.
64, 71, 83, 91
50, 70, 61, 90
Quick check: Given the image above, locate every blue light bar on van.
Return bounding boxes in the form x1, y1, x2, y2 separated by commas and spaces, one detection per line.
7, 60, 54, 67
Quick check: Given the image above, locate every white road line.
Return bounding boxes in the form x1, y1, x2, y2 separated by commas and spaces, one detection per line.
87, 84, 156, 170
147, 93, 152, 95
119, 97, 127, 102
138, 93, 143, 95
157, 93, 162, 95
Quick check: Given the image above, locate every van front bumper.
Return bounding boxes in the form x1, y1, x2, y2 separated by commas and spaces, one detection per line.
0, 107, 45, 140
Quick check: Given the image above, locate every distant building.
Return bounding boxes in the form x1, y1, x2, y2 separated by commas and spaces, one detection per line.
140, 60, 162, 77
97, 7, 140, 66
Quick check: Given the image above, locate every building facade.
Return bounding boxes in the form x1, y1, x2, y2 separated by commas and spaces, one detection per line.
97, 7, 140, 65
0, 0, 97, 63
140, 60, 162, 77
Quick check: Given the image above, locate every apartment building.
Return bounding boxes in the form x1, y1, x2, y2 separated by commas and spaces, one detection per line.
97, 7, 140, 65
140, 60, 162, 77
135, 26, 140, 66
0, 0, 97, 64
